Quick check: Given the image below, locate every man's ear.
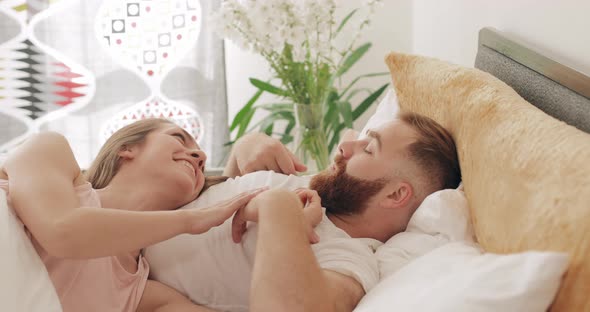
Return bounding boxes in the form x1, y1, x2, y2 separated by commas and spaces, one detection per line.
117, 145, 136, 160
381, 181, 413, 209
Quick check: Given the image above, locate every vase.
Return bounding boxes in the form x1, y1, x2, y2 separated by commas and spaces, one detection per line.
293, 103, 331, 174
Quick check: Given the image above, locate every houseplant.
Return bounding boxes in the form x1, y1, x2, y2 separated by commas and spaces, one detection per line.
211, 0, 388, 172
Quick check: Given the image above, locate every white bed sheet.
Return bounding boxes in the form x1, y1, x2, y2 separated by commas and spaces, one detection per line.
0, 189, 62, 312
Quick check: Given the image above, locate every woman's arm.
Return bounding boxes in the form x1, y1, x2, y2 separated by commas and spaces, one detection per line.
137, 280, 218, 312
4, 132, 261, 259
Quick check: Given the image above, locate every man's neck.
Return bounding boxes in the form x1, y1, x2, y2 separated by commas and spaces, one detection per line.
326, 212, 391, 243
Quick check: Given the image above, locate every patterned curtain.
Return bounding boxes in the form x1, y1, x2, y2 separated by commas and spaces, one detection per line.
0, 0, 229, 168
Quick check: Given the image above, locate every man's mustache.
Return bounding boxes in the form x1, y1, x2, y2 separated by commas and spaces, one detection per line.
332, 154, 346, 173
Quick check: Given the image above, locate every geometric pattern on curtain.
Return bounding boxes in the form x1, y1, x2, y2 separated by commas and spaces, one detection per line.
0, 0, 94, 151
96, 0, 204, 143
0, 0, 229, 168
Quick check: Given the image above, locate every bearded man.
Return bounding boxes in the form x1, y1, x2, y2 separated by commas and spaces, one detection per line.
145, 112, 461, 312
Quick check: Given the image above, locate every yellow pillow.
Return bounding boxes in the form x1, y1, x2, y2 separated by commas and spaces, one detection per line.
385, 52, 590, 311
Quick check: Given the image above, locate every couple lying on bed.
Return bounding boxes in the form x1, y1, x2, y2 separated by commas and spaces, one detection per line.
0, 112, 460, 312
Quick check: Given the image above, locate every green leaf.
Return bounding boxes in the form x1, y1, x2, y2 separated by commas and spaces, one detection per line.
352, 83, 389, 120
328, 123, 346, 152
280, 117, 296, 145
246, 111, 293, 133
340, 72, 389, 98
323, 100, 339, 134
345, 88, 372, 102
337, 43, 371, 77
260, 103, 294, 113
326, 89, 340, 103
284, 118, 296, 135
262, 122, 274, 136
339, 101, 353, 128
250, 78, 288, 96
229, 89, 263, 132
280, 134, 294, 145
236, 108, 257, 139
335, 9, 359, 36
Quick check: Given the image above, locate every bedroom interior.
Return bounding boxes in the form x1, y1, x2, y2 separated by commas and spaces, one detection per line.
1, 0, 589, 311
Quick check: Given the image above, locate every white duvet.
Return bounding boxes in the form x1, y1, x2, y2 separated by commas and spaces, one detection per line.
0, 177, 568, 312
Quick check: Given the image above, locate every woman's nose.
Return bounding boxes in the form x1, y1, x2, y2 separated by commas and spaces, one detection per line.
190, 149, 207, 170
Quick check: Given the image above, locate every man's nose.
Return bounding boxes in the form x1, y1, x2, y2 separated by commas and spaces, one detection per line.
189, 149, 207, 170
338, 140, 355, 159
338, 140, 367, 159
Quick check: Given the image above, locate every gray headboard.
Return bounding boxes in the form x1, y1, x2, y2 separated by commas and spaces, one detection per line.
475, 27, 590, 134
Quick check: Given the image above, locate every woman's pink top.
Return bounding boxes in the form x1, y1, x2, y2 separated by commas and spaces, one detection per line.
0, 179, 150, 312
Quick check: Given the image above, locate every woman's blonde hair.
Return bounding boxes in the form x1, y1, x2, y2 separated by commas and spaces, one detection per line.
86, 118, 227, 192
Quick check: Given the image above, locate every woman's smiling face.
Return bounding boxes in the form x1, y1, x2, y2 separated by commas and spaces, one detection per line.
133, 123, 207, 205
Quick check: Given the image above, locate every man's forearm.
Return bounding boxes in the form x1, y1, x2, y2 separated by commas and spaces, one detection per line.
250, 190, 334, 312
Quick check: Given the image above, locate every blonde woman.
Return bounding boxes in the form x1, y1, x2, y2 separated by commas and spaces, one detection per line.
0, 118, 266, 312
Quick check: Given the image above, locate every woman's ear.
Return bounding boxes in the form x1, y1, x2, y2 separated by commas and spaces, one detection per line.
117, 145, 136, 160
381, 182, 413, 209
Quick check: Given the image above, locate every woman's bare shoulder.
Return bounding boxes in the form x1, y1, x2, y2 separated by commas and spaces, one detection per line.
3, 132, 82, 183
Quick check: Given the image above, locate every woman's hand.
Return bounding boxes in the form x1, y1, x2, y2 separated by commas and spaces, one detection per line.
223, 133, 307, 177
185, 187, 268, 235
231, 188, 322, 244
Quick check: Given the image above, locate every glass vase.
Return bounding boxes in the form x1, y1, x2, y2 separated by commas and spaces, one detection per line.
293, 103, 330, 174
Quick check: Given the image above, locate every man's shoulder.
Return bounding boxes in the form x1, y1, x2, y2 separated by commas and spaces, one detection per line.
185, 171, 311, 210
313, 218, 381, 294
224, 171, 312, 192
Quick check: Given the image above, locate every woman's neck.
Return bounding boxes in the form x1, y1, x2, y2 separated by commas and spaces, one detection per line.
95, 174, 178, 212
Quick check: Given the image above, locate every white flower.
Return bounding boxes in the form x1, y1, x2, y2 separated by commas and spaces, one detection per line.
210, 0, 376, 82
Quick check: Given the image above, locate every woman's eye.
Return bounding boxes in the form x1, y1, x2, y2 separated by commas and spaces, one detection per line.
172, 133, 185, 143
363, 148, 373, 155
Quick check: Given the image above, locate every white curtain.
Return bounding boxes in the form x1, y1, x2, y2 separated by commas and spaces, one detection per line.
0, 0, 229, 168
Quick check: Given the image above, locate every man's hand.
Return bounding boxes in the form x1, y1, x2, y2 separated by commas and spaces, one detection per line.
294, 188, 323, 241
223, 133, 307, 177
231, 189, 321, 244
249, 189, 364, 312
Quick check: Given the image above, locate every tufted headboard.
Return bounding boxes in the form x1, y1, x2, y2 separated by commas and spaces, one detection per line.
385, 27, 590, 312
475, 27, 590, 133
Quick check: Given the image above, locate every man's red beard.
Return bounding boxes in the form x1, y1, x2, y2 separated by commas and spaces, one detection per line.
309, 155, 388, 216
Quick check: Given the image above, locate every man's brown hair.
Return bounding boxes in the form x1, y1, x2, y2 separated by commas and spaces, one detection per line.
399, 112, 461, 190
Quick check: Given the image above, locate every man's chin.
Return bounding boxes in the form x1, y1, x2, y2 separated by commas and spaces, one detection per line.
310, 167, 335, 185
309, 164, 388, 216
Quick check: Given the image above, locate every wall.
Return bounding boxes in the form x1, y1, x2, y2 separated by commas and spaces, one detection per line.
224, 0, 413, 132
412, 0, 590, 76
225, 0, 590, 134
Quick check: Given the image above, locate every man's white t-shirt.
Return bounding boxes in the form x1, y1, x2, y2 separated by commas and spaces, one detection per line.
145, 171, 381, 312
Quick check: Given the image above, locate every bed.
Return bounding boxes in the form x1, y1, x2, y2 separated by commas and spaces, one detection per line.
474, 27, 590, 133
1, 27, 589, 311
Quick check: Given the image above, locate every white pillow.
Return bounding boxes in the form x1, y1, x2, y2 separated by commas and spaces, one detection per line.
358, 87, 399, 139
0, 190, 63, 312
355, 242, 568, 312
376, 186, 473, 278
